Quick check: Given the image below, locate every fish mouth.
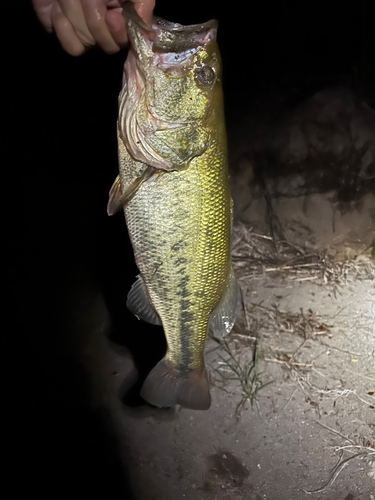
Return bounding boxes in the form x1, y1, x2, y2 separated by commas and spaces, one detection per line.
152, 17, 218, 54
123, 3, 218, 53
123, 3, 217, 74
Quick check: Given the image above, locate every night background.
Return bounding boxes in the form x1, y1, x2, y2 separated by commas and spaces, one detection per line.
4, 1, 375, 498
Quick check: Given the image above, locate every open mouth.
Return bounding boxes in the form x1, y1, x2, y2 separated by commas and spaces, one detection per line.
123, 3, 217, 55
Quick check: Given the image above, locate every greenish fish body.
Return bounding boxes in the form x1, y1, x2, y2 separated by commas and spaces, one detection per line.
108, 5, 240, 410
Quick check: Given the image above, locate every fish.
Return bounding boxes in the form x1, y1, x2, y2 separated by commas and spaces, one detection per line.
108, 3, 241, 410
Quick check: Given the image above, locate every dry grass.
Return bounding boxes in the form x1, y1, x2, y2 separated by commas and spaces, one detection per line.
229, 221, 374, 395
245, 302, 332, 339
231, 222, 375, 287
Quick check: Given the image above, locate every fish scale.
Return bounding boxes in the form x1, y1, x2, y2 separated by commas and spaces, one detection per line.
120, 136, 231, 370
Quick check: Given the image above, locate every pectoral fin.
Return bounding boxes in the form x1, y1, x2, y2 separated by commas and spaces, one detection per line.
126, 275, 162, 326
107, 167, 154, 216
208, 267, 241, 339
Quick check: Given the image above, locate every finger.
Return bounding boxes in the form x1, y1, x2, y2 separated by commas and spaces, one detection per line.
105, 9, 128, 47
32, 0, 54, 32
131, 0, 155, 27
59, 0, 96, 46
82, 0, 120, 54
51, 1, 86, 56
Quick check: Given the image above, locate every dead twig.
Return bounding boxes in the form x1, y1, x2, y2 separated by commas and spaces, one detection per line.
319, 341, 362, 357
280, 387, 299, 414
314, 420, 355, 445
344, 369, 375, 382
298, 452, 372, 494
264, 358, 314, 367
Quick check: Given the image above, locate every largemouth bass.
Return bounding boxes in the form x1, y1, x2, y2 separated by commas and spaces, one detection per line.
108, 4, 240, 410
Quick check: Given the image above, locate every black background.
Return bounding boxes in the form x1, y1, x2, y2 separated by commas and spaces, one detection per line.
3, 1, 374, 497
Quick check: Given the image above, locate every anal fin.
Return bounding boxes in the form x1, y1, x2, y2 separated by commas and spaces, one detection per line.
126, 275, 162, 326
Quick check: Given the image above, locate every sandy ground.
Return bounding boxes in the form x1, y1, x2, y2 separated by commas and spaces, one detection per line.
72, 194, 375, 500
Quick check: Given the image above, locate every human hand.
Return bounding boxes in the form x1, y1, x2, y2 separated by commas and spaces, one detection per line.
32, 0, 155, 56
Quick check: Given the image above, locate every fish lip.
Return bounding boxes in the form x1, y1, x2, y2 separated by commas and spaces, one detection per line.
152, 18, 218, 54
123, 2, 218, 53
153, 17, 218, 34
122, 2, 154, 33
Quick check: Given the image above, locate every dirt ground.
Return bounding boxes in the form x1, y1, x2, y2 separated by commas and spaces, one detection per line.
74, 189, 375, 500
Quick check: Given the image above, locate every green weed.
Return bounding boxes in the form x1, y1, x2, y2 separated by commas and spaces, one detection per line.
211, 335, 273, 414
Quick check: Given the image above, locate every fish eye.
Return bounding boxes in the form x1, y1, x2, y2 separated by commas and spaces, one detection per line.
194, 66, 215, 86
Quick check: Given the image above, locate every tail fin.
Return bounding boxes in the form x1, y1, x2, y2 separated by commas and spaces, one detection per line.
140, 358, 211, 410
